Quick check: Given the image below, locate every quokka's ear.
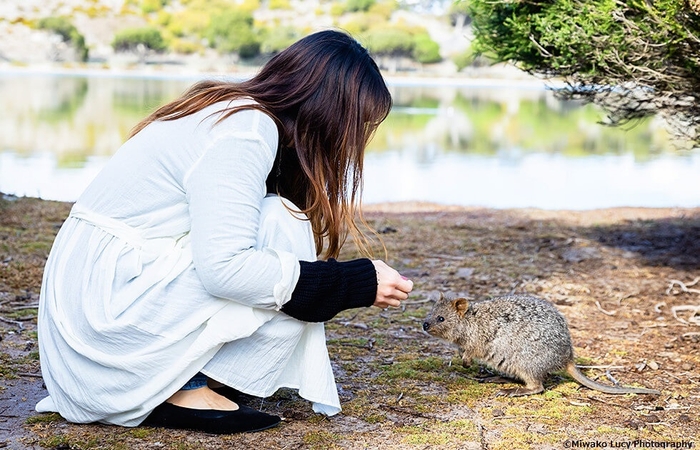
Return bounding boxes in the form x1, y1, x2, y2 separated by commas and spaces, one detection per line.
452, 298, 469, 317
438, 292, 445, 301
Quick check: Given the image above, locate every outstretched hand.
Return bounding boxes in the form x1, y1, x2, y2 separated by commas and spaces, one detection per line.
371, 260, 413, 309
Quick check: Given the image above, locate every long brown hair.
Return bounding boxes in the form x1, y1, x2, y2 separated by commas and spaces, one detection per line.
130, 30, 392, 259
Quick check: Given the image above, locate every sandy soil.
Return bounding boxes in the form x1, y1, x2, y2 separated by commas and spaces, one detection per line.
1, 196, 698, 449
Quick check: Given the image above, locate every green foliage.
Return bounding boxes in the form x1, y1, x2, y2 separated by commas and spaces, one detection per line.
340, 12, 388, 35
164, 9, 210, 37
452, 46, 475, 71
112, 27, 166, 52
362, 27, 413, 57
140, 0, 167, 14
368, 0, 398, 18
205, 8, 260, 57
170, 38, 203, 54
330, 2, 346, 16
37, 16, 89, 61
259, 26, 302, 54
412, 33, 441, 63
346, 0, 376, 12
269, 0, 292, 10
466, 0, 700, 143
362, 24, 439, 64
451, 43, 493, 70
449, 1, 470, 15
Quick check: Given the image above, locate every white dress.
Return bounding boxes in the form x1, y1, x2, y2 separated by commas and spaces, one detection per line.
36, 100, 341, 427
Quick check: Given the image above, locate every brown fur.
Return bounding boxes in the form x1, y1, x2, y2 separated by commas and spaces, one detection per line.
423, 294, 660, 396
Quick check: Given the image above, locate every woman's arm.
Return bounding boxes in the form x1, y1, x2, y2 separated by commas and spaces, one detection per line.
186, 110, 300, 309
281, 259, 413, 322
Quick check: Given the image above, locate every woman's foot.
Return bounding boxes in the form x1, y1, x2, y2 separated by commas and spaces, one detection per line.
166, 386, 238, 410
143, 386, 281, 434
142, 402, 281, 434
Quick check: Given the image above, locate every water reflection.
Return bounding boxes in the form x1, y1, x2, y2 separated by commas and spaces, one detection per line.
0, 72, 697, 208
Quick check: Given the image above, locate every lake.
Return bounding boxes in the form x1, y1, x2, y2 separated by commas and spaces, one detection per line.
1, 70, 698, 209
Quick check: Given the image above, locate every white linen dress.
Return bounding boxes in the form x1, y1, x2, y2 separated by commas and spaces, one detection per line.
36, 100, 341, 427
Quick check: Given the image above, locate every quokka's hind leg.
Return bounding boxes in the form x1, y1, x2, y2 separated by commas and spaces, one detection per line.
496, 376, 544, 397
477, 375, 516, 384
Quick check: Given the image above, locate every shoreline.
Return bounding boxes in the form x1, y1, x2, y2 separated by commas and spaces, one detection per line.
4, 193, 698, 220
0, 62, 559, 90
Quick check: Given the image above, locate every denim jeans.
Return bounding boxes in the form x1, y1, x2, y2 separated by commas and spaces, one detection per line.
181, 372, 208, 390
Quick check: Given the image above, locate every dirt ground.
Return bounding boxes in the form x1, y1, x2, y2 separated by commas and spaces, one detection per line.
0, 195, 698, 449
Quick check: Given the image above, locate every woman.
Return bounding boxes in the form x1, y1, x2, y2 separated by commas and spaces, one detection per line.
36, 30, 413, 434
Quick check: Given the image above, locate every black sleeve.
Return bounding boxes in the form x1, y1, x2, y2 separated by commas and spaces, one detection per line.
280, 258, 377, 322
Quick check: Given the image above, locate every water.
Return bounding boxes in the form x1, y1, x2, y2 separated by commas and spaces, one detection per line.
1, 70, 698, 209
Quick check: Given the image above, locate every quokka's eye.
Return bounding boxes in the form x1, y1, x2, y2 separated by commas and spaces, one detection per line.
437, 316, 445, 322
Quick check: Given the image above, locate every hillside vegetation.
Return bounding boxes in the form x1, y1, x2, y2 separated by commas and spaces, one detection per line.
0, 0, 475, 73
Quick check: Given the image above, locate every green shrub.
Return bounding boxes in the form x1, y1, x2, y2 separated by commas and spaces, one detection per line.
339, 12, 386, 34
368, 0, 397, 19
412, 33, 441, 64
37, 16, 89, 61
112, 27, 167, 52
451, 44, 493, 70
205, 8, 260, 57
346, 0, 375, 12
452, 46, 475, 71
170, 38, 203, 54
140, 0, 167, 14
362, 27, 413, 57
269, 0, 292, 10
330, 2, 346, 16
259, 26, 301, 54
166, 9, 210, 37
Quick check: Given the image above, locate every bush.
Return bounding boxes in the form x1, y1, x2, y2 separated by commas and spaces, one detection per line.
170, 38, 203, 54
362, 27, 413, 57
112, 27, 167, 52
330, 2, 346, 17
205, 8, 261, 57
269, 0, 292, 10
140, 0, 167, 14
339, 12, 386, 35
412, 33, 441, 64
259, 26, 301, 54
166, 9, 210, 37
452, 46, 475, 71
37, 16, 89, 61
346, 0, 376, 13
467, 0, 700, 142
368, 1, 397, 19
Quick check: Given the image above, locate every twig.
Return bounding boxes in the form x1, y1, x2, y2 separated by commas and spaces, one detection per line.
576, 365, 625, 370
588, 396, 631, 410
528, 34, 552, 58
666, 278, 700, 295
605, 370, 622, 386
671, 305, 700, 326
595, 301, 617, 316
0, 316, 23, 329
428, 254, 466, 260
379, 404, 447, 422
17, 372, 42, 378
11, 304, 39, 311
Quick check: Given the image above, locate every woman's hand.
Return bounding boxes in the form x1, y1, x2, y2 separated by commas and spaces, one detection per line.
371, 260, 413, 309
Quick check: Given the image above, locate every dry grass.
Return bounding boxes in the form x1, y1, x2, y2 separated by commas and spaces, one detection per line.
1, 196, 699, 449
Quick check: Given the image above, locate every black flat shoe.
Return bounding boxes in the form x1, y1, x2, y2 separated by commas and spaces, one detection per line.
142, 402, 281, 434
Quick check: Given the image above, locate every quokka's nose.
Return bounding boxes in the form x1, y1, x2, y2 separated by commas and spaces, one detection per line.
422, 322, 430, 331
